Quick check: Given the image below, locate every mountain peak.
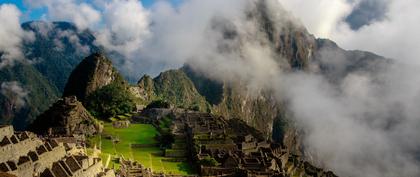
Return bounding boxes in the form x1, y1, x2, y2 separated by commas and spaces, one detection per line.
63, 53, 124, 102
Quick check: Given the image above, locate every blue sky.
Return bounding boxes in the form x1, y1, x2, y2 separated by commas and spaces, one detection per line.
0, 0, 183, 22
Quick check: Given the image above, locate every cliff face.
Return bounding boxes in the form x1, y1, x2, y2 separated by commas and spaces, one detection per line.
63, 53, 125, 102
29, 96, 101, 136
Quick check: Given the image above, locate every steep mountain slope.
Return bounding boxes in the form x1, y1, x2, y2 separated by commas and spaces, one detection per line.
63, 53, 126, 102
63, 53, 136, 119
0, 64, 59, 129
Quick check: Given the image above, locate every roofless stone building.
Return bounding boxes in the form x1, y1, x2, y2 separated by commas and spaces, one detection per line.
0, 125, 114, 177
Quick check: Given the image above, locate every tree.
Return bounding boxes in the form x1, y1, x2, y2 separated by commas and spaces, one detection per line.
85, 83, 135, 119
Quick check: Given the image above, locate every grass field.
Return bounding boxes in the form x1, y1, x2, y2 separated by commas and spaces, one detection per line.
89, 123, 195, 175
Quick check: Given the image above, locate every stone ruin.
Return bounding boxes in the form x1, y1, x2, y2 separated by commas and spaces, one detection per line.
29, 96, 102, 136
119, 159, 152, 177
112, 120, 130, 129
0, 125, 114, 177
171, 112, 338, 177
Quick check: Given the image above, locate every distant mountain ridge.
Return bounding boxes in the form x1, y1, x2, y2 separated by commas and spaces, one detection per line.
0, 21, 99, 129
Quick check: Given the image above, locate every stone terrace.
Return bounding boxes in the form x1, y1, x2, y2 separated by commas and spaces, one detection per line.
0, 125, 115, 177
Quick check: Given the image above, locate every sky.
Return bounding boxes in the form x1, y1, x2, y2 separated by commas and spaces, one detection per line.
0, 0, 183, 21
1, 1, 420, 176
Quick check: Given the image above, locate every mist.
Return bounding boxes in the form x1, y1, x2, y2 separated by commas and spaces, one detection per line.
1, 81, 29, 110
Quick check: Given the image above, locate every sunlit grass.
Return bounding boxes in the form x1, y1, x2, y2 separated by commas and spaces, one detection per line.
88, 122, 195, 175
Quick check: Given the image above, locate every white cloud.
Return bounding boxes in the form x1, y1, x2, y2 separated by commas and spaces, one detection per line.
279, 0, 420, 64
24, 0, 101, 29
1, 81, 29, 109
279, 0, 354, 38
95, 0, 150, 60
0, 4, 34, 68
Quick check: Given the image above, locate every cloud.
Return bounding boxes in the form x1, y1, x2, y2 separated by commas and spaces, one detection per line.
279, 0, 420, 65
24, 0, 101, 30
54, 29, 91, 54
279, 0, 354, 38
94, 0, 150, 65
0, 4, 34, 68
277, 65, 420, 177
1, 81, 29, 110
332, 0, 420, 64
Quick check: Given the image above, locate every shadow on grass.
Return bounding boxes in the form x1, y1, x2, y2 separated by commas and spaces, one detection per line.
177, 162, 197, 175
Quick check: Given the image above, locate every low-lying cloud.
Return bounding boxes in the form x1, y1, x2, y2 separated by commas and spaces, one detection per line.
0, 81, 29, 110
0, 4, 34, 68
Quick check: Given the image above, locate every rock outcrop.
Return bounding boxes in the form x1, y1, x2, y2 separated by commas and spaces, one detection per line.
29, 96, 101, 136
63, 53, 125, 102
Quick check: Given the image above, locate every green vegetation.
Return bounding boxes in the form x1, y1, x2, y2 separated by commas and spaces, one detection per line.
88, 123, 195, 175
0, 63, 60, 129
146, 100, 171, 109
199, 156, 219, 167
86, 83, 136, 119
138, 69, 210, 112
22, 21, 98, 92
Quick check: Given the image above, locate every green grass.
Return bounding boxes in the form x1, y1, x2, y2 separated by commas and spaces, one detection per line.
88, 123, 195, 175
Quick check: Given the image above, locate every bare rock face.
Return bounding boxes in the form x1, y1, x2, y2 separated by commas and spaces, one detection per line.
63, 53, 122, 102
29, 96, 101, 136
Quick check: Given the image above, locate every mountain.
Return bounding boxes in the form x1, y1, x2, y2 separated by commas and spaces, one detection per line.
63, 53, 126, 102
28, 96, 101, 136
63, 53, 136, 119
135, 69, 209, 111
0, 21, 99, 129
21, 21, 99, 91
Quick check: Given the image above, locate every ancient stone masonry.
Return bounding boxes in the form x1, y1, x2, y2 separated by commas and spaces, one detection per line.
170, 112, 338, 177
119, 159, 153, 177
0, 125, 114, 177
29, 96, 102, 136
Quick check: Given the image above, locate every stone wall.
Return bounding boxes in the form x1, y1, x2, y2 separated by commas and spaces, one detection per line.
0, 132, 43, 162
0, 126, 13, 140
0, 125, 114, 177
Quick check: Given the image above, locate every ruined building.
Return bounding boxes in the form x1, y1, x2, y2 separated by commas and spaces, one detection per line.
171, 112, 338, 177
0, 125, 114, 177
